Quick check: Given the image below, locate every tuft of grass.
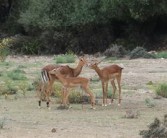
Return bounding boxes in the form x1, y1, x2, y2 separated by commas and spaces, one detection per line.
156, 83, 167, 98
54, 54, 75, 63
155, 51, 167, 59
0, 117, 5, 129
7, 68, 27, 80
145, 98, 155, 108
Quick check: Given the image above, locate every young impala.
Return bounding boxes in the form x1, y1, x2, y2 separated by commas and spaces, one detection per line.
49, 67, 95, 109
39, 57, 87, 108
88, 60, 123, 106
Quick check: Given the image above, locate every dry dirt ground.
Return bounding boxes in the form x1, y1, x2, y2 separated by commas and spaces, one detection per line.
0, 56, 167, 138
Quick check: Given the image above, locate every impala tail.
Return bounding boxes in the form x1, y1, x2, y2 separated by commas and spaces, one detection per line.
41, 70, 49, 83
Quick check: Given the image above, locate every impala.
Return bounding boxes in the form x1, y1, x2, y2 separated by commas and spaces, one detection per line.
49, 67, 95, 109
88, 60, 123, 106
39, 57, 87, 108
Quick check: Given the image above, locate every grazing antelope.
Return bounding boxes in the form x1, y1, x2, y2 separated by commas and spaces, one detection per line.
88, 60, 123, 106
39, 57, 87, 108
49, 67, 95, 109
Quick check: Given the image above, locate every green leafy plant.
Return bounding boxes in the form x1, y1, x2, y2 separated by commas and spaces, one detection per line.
156, 83, 167, 98
0, 38, 11, 62
21, 39, 41, 55
54, 54, 75, 63
7, 69, 27, 80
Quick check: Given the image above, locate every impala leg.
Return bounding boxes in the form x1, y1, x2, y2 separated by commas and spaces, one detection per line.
64, 88, 70, 107
105, 82, 108, 105
116, 75, 122, 106
82, 86, 95, 109
111, 80, 116, 103
102, 82, 105, 106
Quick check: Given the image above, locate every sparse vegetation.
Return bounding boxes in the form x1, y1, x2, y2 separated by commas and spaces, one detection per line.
145, 98, 156, 108
156, 83, 167, 98
54, 54, 75, 63
129, 47, 155, 59
140, 115, 167, 138
0, 117, 5, 129
103, 44, 127, 58
0, 38, 11, 62
156, 51, 167, 59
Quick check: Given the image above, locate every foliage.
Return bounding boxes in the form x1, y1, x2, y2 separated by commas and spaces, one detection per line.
156, 83, 167, 98
54, 54, 75, 63
144, 98, 155, 108
1, 0, 167, 53
156, 51, 167, 59
18, 0, 167, 29
140, 115, 167, 138
21, 39, 41, 55
7, 69, 27, 80
103, 44, 127, 58
68, 90, 83, 104
0, 38, 11, 61
129, 47, 155, 59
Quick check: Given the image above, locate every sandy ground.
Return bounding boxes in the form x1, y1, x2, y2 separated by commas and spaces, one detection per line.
0, 56, 167, 138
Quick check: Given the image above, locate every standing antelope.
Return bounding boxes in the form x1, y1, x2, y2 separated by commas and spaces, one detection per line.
39, 57, 87, 108
49, 67, 95, 109
88, 61, 123, 106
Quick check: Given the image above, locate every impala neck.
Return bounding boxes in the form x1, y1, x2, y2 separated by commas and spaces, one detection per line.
72, 63, 84, 77
93, 66, 103, 79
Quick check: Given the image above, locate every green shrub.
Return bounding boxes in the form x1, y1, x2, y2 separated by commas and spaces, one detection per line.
0, 38, 11, 62
7, 69, 27, 80
54, 54, 75, 63
140, 115, 167, 138
21, 39, 41, 55
129, 47, 155, 59
156, 51, 167, 59
156, 83, 167, 98
68, 91, 82, 104
0, 81, 18, 95
103, 44, 127, 58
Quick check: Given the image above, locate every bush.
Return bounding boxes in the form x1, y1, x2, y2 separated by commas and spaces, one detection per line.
0, 38, 11, 62
129, 47, 155, 59
103, 44, 127, 58
7, 69, 27, 80
156, 83, 167, 98
140, 115, 167, 138
156, 51, 167, 59
54, 54, 75, 63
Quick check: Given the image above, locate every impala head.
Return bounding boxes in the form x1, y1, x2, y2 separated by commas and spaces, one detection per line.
88, 58, 104, 69
88, 62, 99, 69
78, 56, 87, 67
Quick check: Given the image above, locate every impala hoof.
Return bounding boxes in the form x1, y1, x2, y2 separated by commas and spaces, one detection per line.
91, 107, 96, 110
48, 107, 51, 110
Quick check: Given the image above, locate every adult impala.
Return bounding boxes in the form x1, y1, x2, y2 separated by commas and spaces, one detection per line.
39, 57, 87, 108
49, 67, 95, 109
88, 60, 123, 106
